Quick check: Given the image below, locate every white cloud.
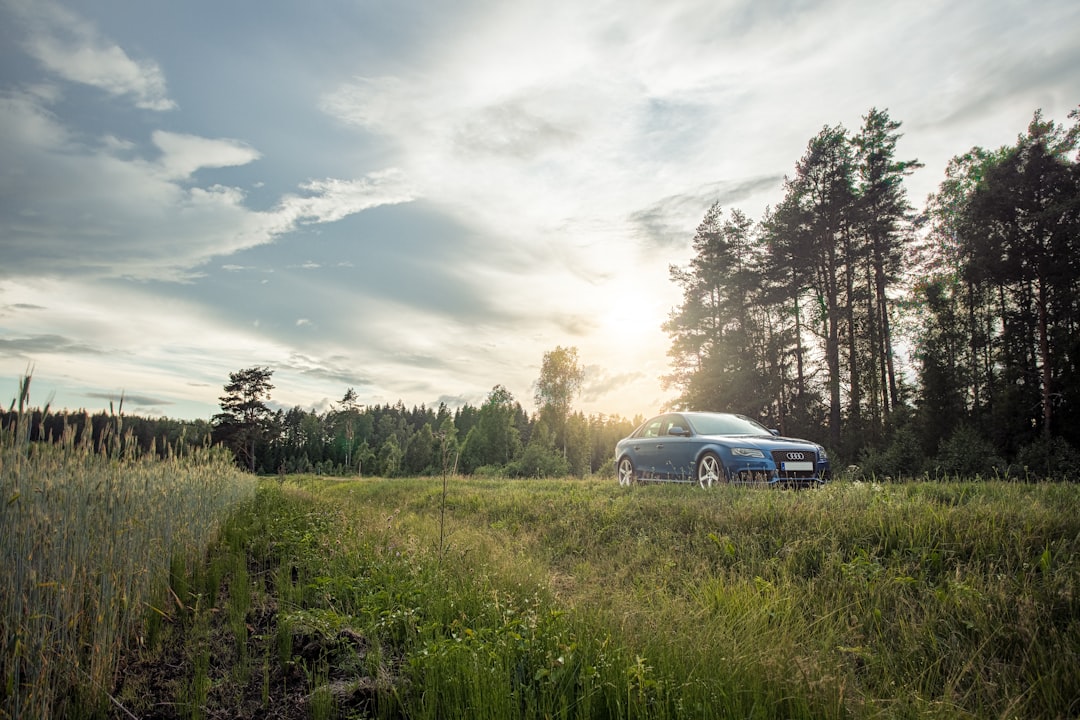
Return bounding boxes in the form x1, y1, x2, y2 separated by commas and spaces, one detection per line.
152, 131, 261, 180
10, 0, 176, 110
270, 170, 417, 228
0, 91, 69, 149
0, 91, 416, 282
318, 76, 406, 134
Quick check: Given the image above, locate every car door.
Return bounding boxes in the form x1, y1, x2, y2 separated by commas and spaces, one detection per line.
657, 414, 697, 480
630, 416, 664, 477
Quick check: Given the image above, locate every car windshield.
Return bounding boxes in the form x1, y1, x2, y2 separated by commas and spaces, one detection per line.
687, 414, 770, 436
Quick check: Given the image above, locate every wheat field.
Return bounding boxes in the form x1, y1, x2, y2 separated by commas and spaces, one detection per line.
1, 388, 257, 719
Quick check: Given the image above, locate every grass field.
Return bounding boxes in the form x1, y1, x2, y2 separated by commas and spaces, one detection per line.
54, 473, 1076, 719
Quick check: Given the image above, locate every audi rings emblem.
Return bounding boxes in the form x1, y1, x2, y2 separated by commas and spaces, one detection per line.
786, 452, 806, 460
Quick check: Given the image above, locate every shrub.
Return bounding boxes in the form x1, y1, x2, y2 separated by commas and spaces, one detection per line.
1014, 436, 1080, 480
593, 456, 615, 478
934, 425, 1006, 478
473, 463, 509, 478
507, 443, 570, 478
858, 424, 925, 481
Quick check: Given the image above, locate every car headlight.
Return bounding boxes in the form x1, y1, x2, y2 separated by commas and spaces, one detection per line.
817, 445, 828, 460
731, 447, 765, 458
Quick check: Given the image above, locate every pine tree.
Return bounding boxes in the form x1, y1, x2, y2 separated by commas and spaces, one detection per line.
212, 366, 274, 472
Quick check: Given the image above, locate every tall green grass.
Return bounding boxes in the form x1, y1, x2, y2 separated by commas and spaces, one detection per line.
1, 379, 257, 719
14, 431, 1077, 719
260, 475, 1080, 719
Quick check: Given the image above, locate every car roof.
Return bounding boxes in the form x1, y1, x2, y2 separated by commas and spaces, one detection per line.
636, 411, 755, 428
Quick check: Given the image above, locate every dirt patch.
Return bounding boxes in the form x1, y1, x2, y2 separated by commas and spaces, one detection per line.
109, 574, 404, 719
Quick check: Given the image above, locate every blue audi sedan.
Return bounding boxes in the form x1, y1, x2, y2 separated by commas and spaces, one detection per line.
615, 411, 829, 488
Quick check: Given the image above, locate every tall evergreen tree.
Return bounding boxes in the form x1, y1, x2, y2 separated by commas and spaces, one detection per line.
330, 387, 362, 473
775, 125, 856, 450
212, 366, 274, 472
959, 111, 1080, 442
912, 277, 969, 455
852, 108, 923, 436
922, 147, 1006, 421
760, 195, 821, 435
663, 203, 768, 414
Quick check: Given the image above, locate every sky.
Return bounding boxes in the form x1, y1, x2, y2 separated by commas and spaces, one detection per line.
1, 0, 1077, 422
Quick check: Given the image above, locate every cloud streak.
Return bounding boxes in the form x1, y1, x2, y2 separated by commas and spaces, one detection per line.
152, 131, 261, 180
8, 0, 176, 110
0, 334, 106, 358
86, 391, 175, 408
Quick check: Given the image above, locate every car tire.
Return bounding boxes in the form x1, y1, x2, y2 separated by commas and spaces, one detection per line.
617, 456, 636, 486
697, 452, 724, 488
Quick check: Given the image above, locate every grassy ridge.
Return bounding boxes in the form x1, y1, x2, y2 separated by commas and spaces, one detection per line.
317, 477, 1080, 718
116, 475, 1079, 719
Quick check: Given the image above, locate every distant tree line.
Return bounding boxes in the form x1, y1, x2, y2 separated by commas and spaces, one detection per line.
207, 354, 638, 478
2, 352, 634, 478
0, 407, 213, 457
664, 106, 1080, 479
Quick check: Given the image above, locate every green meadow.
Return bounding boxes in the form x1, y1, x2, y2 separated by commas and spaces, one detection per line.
6, 430, 1079, 720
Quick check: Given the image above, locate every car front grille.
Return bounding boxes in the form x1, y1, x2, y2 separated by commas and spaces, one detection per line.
771, 450, 818, 479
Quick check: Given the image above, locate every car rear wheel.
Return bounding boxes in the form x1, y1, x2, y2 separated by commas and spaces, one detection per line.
697, 452, 724, 488
617, 456, 636, 486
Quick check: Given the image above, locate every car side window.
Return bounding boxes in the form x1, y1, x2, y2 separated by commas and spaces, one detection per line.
660, 415, 689, 436
641, 419, 663, 438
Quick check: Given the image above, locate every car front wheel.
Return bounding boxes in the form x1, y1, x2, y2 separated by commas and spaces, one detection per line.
617, 456, 636, 486
697, 452, 724, 488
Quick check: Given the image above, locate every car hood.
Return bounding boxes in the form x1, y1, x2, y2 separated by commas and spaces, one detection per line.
703, 434, 821, 451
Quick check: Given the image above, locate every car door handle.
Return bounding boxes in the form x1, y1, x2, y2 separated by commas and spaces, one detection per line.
656, 443, 664, 449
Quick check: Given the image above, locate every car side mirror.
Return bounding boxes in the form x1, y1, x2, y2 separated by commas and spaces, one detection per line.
769, 428, 779, 436
668, 426, 688, 436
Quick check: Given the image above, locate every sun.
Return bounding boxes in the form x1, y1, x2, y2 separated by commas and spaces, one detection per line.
593, 282, 670, 344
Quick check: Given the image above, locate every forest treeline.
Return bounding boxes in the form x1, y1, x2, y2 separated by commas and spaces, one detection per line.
2, 382, 635, 478
6, 106, 1079, 480
202, 352, 636, 478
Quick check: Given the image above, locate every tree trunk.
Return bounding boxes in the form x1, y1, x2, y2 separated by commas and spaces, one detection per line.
845, 230, 861, 433
1037, 275, 1053, 440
